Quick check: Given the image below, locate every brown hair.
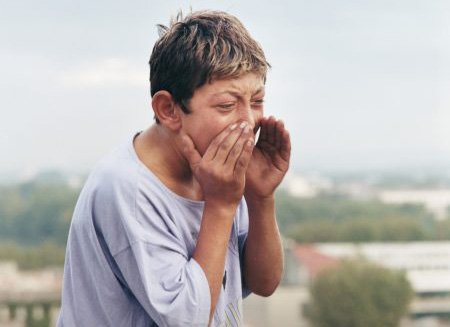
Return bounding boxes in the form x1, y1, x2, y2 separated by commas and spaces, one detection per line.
149, 10, 270, 123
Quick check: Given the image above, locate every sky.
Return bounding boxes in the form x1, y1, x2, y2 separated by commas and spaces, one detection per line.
1, 0, 449, 178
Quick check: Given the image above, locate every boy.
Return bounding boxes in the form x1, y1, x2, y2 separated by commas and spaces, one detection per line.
57, 10, 290, 327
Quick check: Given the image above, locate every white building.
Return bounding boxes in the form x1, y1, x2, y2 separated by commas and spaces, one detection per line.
378, 189, 450, 220
244, 241, 450, 327
0, 261, 62, 327
315, 242, 450, 326
282, 173, 333, 198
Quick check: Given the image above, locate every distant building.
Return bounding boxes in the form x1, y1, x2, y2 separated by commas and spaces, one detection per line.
243, 239, 311, 327
0, 262, 62, 295
0, 261, 62, 327
244, 240, 450, 327
378, 189, 450, 220
307, 242, 450, 326
292, 243, 338, 283
283, 173, 333, 198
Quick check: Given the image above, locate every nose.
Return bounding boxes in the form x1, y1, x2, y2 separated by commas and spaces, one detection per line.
238, 104, 256, 130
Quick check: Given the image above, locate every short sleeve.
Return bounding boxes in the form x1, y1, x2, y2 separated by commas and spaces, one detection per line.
113, 194, 211, 327
237, 199, 252, 299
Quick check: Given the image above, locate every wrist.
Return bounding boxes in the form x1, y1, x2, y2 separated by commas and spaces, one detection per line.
245, 194, 275, 217
204, 198, 240, 218
244, 193, 275, 206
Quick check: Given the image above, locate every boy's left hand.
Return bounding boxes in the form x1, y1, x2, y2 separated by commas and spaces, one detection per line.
245, 116, 291, 201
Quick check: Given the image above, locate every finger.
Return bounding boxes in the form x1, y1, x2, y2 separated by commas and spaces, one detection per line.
267, 116, 277, 144
214, 121, 249, 163
203, 122, 238, 161
280, 129, 291, 162
224, 128, 253, 169
182, 135, 202, 172
275, 120, 285, 150
234, 137, 254, 178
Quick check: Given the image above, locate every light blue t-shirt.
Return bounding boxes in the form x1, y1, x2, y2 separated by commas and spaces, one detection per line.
57, 132, 251, 327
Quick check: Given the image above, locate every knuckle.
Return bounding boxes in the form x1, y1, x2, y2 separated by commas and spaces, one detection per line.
219, 141, 230, 151
211, 170, 223, 181
222, 172, 232, 183
229, 147, 240, 157
236, 158, 245, 167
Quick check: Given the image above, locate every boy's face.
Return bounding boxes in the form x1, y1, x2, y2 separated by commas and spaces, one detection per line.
180, 72, 265, 156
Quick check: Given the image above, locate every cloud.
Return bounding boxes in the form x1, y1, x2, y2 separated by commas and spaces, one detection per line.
59, 58, 147, 88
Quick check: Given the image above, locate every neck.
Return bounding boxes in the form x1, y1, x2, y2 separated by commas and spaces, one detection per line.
134, 124, 203, 200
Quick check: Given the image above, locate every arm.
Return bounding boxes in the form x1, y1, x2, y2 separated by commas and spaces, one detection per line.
183, 122, 255, 326
193, 203, 236, 326
242, 195, 283, 297
243, 116, 291, 297
112, 123, 254, 327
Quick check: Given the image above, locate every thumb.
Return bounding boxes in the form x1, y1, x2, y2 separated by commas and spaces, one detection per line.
181, 135, 202, 172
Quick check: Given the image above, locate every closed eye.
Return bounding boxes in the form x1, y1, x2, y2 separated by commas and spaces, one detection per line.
217, 103, 236, 110
252, 99, 265, 106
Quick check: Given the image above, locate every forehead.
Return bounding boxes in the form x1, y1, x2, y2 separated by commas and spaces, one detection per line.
194, 73, 265, 100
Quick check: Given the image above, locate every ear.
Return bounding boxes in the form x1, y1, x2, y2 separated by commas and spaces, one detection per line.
152, 90, 182, 131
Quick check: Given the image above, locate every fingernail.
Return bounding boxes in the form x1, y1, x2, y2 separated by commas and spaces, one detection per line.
247, 140, 254, 148
230, 123, 238, 130
244, 125, 251, 133
240, 121, 247, 129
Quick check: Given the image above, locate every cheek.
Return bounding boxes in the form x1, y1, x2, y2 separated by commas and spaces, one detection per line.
190, 123, 227, 156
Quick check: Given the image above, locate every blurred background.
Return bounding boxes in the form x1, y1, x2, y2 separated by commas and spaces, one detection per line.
1, 0, 449, 326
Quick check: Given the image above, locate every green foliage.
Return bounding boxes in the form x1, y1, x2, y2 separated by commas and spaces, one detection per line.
434, 219, 450, 240
275, 190, 446, 243
305, 259, 414, 327
0, 177, 449, 270
0, 241, 66, 270
0, 181, 79, 246
0, 179, 77, 269
286, 216, 428, 243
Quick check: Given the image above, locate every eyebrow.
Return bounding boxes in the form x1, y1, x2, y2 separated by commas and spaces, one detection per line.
210, 87, 265, 98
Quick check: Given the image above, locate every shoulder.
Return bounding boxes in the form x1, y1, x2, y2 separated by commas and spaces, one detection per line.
87, 137, 181, 223
78, 138, 174, 248
73, 137, 153, 221
86, 150, 136, 201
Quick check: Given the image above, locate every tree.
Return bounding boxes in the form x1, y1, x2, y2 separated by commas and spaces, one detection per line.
305, 259, 414, 327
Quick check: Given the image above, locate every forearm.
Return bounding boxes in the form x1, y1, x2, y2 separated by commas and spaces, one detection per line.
193, 201, 237, 327
242, 195, 284, 297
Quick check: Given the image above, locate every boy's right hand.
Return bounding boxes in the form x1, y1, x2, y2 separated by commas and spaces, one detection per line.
182, 122, 254, 208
